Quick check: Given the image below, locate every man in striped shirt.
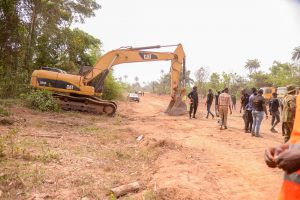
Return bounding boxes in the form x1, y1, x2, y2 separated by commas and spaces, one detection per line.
218, 88, 232, 129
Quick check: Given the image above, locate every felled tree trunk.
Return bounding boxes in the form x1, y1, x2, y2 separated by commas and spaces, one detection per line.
110, 181, 140, 197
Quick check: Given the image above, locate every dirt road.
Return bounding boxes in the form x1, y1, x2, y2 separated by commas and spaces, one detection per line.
0, 93, 283, 199
119, 93, 283, 199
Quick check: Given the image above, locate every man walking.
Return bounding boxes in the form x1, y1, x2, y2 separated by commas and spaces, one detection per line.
245, 88, 257, 133
205, 89, 215, 119
215, 91, 221, 117
218, 88, 232, 129
251, 89, 268, 137
188, 86, 199, 119
240, 90, 250, 132
269, 92, 280, 133
282, 85, 297, 143
231, 94, 237, 111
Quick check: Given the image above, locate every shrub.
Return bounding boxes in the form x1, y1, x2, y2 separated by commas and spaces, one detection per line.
101, 72, 123, 100
0, 71, 31, 98
25, 90, 60, 112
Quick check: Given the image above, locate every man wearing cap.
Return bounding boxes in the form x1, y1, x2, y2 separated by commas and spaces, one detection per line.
281, 85, 297, 143
188, 86, 199, 119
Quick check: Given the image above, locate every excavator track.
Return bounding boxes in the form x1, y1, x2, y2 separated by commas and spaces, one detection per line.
53, 94, 117, 116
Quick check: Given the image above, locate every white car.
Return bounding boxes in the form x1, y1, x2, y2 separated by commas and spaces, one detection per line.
127, 93, 140, 102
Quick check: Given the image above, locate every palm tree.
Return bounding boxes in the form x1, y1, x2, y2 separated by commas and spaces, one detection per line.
123, 75, 128, 82
244, 59, 261, 75
292, 46, 300, 69
134, 76, 139, 83
184, 70, 194, 87
292, 46, 300, 61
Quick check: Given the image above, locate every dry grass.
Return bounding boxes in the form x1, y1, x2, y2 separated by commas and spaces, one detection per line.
0, 107, 166, 199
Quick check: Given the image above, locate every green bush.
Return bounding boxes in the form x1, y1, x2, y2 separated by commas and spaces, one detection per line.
101, 72, 123, 100
0, 71, 31, 98
25, 90, 60, 112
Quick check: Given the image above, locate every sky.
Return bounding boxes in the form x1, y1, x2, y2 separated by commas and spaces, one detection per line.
76, 0, 300, 84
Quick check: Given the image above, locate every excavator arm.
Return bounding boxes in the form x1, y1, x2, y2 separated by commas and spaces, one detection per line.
84, 44, 185, 99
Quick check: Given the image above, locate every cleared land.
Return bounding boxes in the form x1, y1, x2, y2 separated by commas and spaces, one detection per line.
0, 93, 283, 199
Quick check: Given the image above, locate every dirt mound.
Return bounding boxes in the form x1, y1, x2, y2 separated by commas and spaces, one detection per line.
141, 138, 183, 151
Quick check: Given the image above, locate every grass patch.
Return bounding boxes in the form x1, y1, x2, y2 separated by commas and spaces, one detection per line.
143, 190, 157, 200
35, 148, 60, 163
0, 99, 20, 107
80, 126, 102, 133
31, 120, 46, 128
0, 106, 10, 117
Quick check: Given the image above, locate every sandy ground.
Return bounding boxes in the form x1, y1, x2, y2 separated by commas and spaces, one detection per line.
119, 93, 283, 200
0, 93, 284, 199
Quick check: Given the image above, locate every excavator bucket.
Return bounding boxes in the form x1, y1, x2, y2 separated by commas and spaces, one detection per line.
165, 95, 187, 116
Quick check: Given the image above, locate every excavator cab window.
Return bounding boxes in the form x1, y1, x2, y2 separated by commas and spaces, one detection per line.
41, 66, 66, 74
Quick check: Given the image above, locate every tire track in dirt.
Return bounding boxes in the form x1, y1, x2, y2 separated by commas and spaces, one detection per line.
120, 93, 283, 199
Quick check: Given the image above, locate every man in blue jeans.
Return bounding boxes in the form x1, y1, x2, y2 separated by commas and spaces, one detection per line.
252, 89, 268, 137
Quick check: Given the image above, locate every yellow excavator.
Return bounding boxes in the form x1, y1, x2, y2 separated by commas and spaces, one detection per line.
30, 44, 187, 116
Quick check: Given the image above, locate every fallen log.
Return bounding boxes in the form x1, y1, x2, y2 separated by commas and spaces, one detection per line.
110, 181, 140, 197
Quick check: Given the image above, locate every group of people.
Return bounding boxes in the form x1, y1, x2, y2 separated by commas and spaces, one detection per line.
187, 85, 297, 140
240, 85, 297, 141
187, 86, 233, 130
188, 85, 300, 198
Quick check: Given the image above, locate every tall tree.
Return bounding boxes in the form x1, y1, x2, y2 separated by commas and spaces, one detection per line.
244, 59, 261, 75
0, 0, 101, 97
208, 72, 222, 92
194, 67, 209, 94
134, 76, 139, 83
292, 46, 300, 69
249, 71, 271, 88
268, 61, 297, 86
123, 75, 128, 82
184, 70, 194, 88
292, 46, 300, 62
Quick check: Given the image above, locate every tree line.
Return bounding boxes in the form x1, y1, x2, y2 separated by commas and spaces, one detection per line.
136, 46, 300, 97
0, 0, 108, 98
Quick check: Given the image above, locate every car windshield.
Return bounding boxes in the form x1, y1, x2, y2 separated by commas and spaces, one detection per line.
129, 93, 138, 97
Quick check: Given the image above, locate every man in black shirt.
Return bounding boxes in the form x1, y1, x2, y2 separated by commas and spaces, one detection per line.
205, 89, 215, 119
215, 91, 221, 117
188, 86, 199, 119
240, 90, 250, 132
269, 92, 280, 133
252, 89, 268, 137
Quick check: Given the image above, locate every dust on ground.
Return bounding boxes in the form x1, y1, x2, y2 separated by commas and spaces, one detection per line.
0, 93, 283, 199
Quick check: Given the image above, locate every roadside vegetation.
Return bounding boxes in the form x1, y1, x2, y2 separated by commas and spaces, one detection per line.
0, 0, 122, 101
